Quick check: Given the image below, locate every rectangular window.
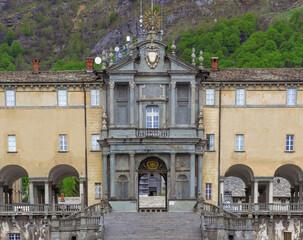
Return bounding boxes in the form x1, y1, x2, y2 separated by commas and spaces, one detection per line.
287, 88, 296, 105
205, 89, 215, 105
236, 89, 245, 105
91, 134, 100, 151
8, 233, 20, 240
206, 134, 215, 151
205, 183, 212, 200
146, 107, 159, 128
58, 90, 67, 106
95, 183, 101, 199
91, 89, 100, 106
8, 135, 16, 152
286, 135, 294, 151
6, 90, 15, 107
59, 134, 67, 152
235, 134, 244, 151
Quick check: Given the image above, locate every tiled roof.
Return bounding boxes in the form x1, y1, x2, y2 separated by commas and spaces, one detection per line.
0, 71, 99, 83
206, 68, 303, 82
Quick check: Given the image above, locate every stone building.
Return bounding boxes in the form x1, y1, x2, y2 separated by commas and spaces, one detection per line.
0, 22, 303, 240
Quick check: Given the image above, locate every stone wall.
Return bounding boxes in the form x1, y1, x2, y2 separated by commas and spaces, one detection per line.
0, 216, 50, 240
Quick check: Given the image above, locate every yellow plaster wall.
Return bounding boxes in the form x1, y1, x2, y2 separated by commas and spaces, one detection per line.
0, 87, 103, 205
246, 91, 285, 105
297, 91, 303, 105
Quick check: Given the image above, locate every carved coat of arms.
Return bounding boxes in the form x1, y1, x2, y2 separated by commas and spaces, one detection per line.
145, 40, 160, 69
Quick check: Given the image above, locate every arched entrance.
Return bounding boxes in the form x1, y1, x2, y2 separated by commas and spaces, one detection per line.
138, 157, 168, 212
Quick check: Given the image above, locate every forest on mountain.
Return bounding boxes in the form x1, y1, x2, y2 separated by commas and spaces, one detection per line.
0, 0, 303, 72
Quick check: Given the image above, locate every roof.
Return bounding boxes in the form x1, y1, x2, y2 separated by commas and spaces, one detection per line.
0, 71, 100, 84
206, 68, 303, 82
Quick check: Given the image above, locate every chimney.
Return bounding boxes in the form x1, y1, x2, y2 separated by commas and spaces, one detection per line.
32, 59, 40, 73
86, 58, 94, 73
211, 57, 219, 71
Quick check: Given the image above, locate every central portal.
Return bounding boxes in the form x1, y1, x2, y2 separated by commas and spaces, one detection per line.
138, 158, 167, 212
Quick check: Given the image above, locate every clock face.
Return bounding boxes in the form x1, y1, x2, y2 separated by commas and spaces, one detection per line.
94, 57, 102, 65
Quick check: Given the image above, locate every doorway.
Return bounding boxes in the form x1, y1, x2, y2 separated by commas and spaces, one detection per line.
138, 158, 167, 212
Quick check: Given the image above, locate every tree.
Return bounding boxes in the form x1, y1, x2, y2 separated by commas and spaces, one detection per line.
10, 40, 24, 58
5, 31, 15, 46
109, 12, 116, 22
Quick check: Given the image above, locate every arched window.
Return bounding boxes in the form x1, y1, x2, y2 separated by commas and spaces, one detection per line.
176, 174, 189, 199
117, 175, 129, 199
146, 107, 159, 129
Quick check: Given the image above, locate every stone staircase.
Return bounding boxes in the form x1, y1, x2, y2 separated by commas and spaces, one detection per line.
103, 212, 202, 240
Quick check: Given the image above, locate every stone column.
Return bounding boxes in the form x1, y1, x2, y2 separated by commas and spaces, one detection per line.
45, 181, 49, 204
170, 82, 176, 127
34, 186, 38, 204
220, 179, 224, 204
129, 153, 135, 199
29, 181, 34, 204
299, 182, 303, 204
170, 153, 176, 199
80, 180, 84, 199
190, 154, 196, 198
8, 189, 12, 204
129, 82, 135, 127
295, 188, 299, 203
190, 81, 196, 126
268, 180, 273, 204
0, 182, 3, 204
197, 155, 203, 199
253, 180, 259, 204
110, 153, 116, 198
102, 154, 108, 200
291, 188, 294, 203
109, 81, 115, 126
4, 189, 8, 204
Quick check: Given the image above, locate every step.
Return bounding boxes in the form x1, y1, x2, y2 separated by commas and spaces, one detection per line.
104, 212, 202, 240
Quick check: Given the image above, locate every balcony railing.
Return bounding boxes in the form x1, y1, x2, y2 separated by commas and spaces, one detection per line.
223, 203, 303, 215
136, 128, 170, 138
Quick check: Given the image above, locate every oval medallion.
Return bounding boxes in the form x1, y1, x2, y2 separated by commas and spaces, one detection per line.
146, 161, 159, 170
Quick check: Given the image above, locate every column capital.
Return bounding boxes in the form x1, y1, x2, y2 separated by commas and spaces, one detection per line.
170, 81, 176, 88
190, 81, 196, 88
102, 153, 109, 157
129, 152, 135, 157
170, 152, 176, 156
109, 81, 115, 89
129, 82, 135, 89
110, 152, 115, 156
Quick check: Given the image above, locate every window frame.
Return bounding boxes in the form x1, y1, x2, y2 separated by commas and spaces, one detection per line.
286, 134, 294, 152
235, 134, 244, 152
286, 88, 296, 106
8, 233, 21, 240
57, 89, 68, 107
91, 134, 100, 151
206, 134, 215, 151
95, 183, 101, 199
90, 89, 100, 106
205, 183, 212, 200
205, 89, 215, 106
146, 106, 159, 129
8, 135, 16, 152
59, 134, 67, 152
5, 90, 16, 107
235, 89, 246, 106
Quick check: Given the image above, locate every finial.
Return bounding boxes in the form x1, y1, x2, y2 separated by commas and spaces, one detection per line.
102, 50, 107, 70
129, 42, 135, 56
191, 48, 196, 66
109, 47, 114, 66
199, 50, 204, 69
171, 41, 176, 56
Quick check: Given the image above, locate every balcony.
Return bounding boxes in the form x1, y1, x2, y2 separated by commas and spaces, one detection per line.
136, 128, 170, 138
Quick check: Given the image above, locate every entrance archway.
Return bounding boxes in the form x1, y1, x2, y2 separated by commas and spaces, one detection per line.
138, 157, 167, 212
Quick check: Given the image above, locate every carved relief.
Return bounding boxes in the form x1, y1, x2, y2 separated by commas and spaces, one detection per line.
145, 40, 160, 69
